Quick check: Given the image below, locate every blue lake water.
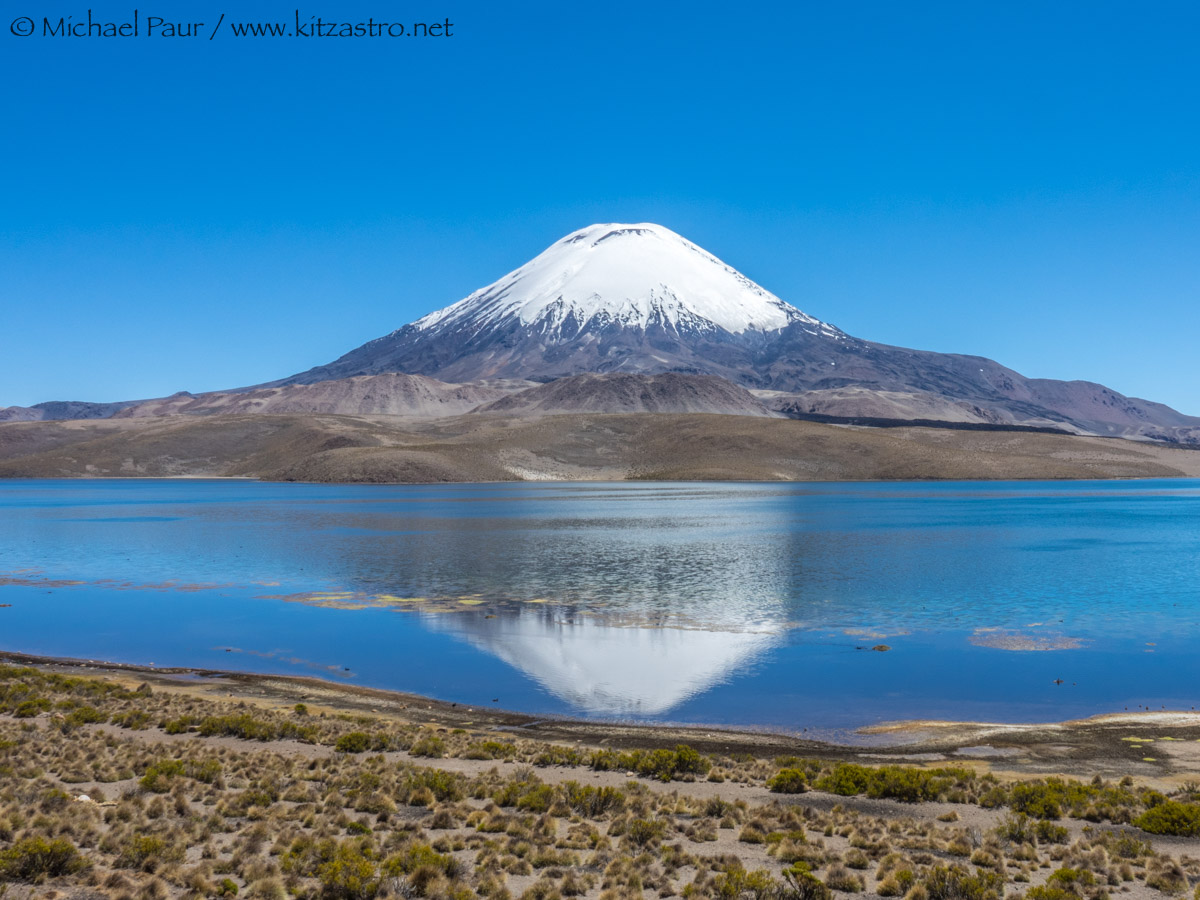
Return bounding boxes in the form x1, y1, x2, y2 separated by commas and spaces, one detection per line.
2, 478, 1199, 734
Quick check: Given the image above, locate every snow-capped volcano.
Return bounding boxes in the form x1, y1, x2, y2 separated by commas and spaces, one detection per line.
272, 223, 1200, 445
412, 223, 829, 337
283, 223, 844, 386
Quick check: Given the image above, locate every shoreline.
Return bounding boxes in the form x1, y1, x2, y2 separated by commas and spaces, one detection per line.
6, 649, 1200, 782
2, 471, 1200, 484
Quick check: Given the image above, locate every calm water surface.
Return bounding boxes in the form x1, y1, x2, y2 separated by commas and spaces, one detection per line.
2, 478, 1199, 733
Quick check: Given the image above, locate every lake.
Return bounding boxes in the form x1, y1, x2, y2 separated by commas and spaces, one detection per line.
2, 478, 1198, 736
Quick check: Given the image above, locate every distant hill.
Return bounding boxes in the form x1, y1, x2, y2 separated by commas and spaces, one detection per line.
475, 373, 778, 418
113, 374, 525, 419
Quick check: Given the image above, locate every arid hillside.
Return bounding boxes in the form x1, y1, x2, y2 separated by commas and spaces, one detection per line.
1, 412, 1198, 483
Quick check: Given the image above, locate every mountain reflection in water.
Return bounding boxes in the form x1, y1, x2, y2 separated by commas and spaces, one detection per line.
424, 605, 784, 716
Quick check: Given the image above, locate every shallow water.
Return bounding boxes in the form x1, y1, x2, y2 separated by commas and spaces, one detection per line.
2, 478, 1198, 732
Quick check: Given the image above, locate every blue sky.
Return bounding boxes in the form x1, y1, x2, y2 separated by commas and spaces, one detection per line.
3, 1, 1198, 413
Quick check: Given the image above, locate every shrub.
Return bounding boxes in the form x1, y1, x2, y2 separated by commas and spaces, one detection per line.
768, 768, 809, 794
780, 863, 832, 900
117, 835, 185, 872
1009, 782, 1065, 819
281, 837, 339, 878
382, 843, 457, 879
1034, 820, 1070, 844
14, 697, 51, 718
335, 732, 372, 754
626, 818, 666, 848
1046, 868, 1095, 890
196, 713, 316, 742
562, 782, 625, 817
465, 740, 516, 760
318, 842, 379, 900
533, 745, 584, 766
163, 715, 197, 734
139, 757, 223, 792
587, 744, 709, 781
404, 768, 465, 802
1025, 888, 1076, 900
922, 865, 1003, 900
0, 836, 85, 881
1134, 801, 1200, 836
712, 867, 778, 900
516, 783, 556, 813
994, 813, 1035, 845
823, 864, 864, 893
62, 705, 107, 728
410, 735, 446, 758
111, 709, 151, 729
814, 763, 872, 796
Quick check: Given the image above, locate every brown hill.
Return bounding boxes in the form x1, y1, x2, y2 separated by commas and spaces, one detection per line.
475, 373, 778, 417
2, 413, 1198, 483
114, 374, 524, 419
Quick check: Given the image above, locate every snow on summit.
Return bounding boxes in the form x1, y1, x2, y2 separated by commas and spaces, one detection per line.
413, 223, 828, 337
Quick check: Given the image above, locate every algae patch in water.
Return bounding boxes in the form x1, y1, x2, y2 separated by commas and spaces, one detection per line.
969, 628, 1085, 651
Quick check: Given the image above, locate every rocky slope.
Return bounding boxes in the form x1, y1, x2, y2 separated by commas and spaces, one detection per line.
113, 374, 525, 419
475, 373, 779, 417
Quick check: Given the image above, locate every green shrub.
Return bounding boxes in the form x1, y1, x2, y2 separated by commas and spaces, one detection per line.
14, 697, 51, 718
194, 712, 316, 742
712, 867, 778, 900
533, 745, 583, 767
1034, 820, 1070, 844
464, 740, 516, 760
1134, 801, 1200, 836
409, 735, 446, 758
768, 768, 809, 794
111, 709, 151, 729
281, 837, 339, 878
587, 744, 709, 781
117, 835, 185, 872
626, 818, 665, 848
780, 863, 832, 900
62, 705, 107, 728
1025, 887, 1077, 900
318, 842, 379, 900
140, 757, 222, 792
922, 865, 1003, 900
335, 732, 372, 754
1046, 868, 1095, 889
403, 768, 465, 802
814, 763, 872, 796
381, 842, 457, 879
0, 836, 85, 881
562, 781, 625, 817
515, 783, 556, 813
994, 813, 1035, 844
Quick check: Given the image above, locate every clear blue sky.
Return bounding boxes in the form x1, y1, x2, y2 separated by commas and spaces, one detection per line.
3, 1, 1198, 413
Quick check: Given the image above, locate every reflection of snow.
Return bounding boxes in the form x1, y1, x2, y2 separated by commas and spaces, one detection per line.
426, 607, 781, 716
